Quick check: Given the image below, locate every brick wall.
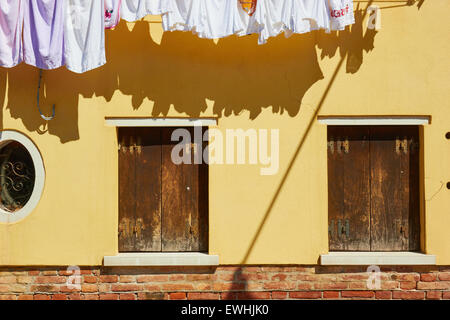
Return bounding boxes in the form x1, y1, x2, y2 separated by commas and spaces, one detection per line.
0, 265, 449, 300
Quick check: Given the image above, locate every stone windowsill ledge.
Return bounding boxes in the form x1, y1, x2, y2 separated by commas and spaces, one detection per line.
103, 252, 219, 267
320, 252, 436, 265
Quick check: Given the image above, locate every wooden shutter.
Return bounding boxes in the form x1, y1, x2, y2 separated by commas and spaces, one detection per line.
370, 126, 420, 251
118, 127, 208, 253
118, 128, 162, 252
327, 125, 420, 252
161, 127, 208, 252
328, 126, 371, 251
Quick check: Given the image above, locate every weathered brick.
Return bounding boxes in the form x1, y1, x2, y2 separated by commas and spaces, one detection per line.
393, 273, 420, 282
34, 294, 51, 300
83, 275, 97, 283
81, 284, 98, 293
380, 281, 399, 290
185, 274, 214, 281
60, 285, 81, 293
348, 282, 369, 290
169, 274, 187, 281
136, 275, 169, 282
338, 274, 370, 281
237, 292, 271, 300
120, 293, 136, 300
111, 284, 141, 292
99, 275, 118, 283
426, 291, 442, 300
236, 273, 267, 281
18, 294, 34, 300
212, 283, 245, 292
0, 285, 10, 292
296, 274, 337, 282
375, 291, 392, 300
188, 293, 220, 300
52, 294, 68, 300
98, 283, 110, 292
272, 291, 288, 299
119, 275, 136, 283
42, 271, 58, 276
31, 285, 60, 293
271, 274, 288, 281
83, 294, 100, 300
420, 273, 437, 282
169, 292, 186, 300
35, 276, 66, 284
219, 274, 236, 281
297, 282, 313, 290
392, 291, 425, 300
0, 295, 17, 300
0, 276, 16, 284
100, 293, 119, 300
8, 284, 27, 293
442, 292, 450, 300
138, 292, 167, 300
400, 281, 417, 290
289, 291, 322, 299
143, 284, 162, 291
79, 270, 92, 275
323, 291, 340, 299
68, 293, 82, 300
341, 291, 375, 298
220, 292, 237, 300
438, 272, 450, 281
417, 281, 450, 290
263, 282, 296, 291
314, 282, 348, 290
16, 276, 33, 284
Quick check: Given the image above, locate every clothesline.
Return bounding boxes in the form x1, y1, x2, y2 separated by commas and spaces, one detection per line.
0, 0, 355, 74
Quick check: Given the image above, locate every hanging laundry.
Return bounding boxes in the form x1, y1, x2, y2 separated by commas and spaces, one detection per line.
22, 0, 65, 70
250, 0, 332, 44
105, 0, 121, 29
199, 0, 250, 39
0, 0, 23, 67
162, 0, 254, 40
161, 0, 202, 35
327, 0, 355, 32
121, 0, 169, 22
64, 0, 106, 73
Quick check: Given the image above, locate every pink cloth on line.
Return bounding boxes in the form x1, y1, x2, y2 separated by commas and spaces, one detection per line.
22, 0, 65, 70
0, 0, 23, 67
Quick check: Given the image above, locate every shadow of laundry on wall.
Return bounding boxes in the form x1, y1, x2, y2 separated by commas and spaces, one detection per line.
1, 7, 379, 143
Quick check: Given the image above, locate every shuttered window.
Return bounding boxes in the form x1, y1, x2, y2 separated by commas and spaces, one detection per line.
118, 127, 208, 252
327, 126, 420, 252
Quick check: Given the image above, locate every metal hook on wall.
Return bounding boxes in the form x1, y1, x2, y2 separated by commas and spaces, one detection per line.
37, 69, 55, 121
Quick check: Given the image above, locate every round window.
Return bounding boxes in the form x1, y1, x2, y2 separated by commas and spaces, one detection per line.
0, 131, 44, 223
0, 141, 35, 212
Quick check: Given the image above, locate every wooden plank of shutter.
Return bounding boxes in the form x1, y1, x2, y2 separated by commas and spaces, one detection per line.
370, 126, 420, 251
134, 128, 162, 251
327, 126, 370, 251
407, 127, 420, 251
118, 127, 136, 252
161, 127, 208, 252
327, 126, 345, 251
344, 126, 371, 251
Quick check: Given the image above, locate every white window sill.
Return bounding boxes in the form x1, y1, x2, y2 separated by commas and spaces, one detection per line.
103, 253, 219, 267
320, 252, 436, 265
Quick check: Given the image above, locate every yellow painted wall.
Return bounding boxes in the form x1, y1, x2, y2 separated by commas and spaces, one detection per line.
0, 1, 448, 265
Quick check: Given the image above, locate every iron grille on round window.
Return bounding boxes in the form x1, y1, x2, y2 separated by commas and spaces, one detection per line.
0, 141, 35, 213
